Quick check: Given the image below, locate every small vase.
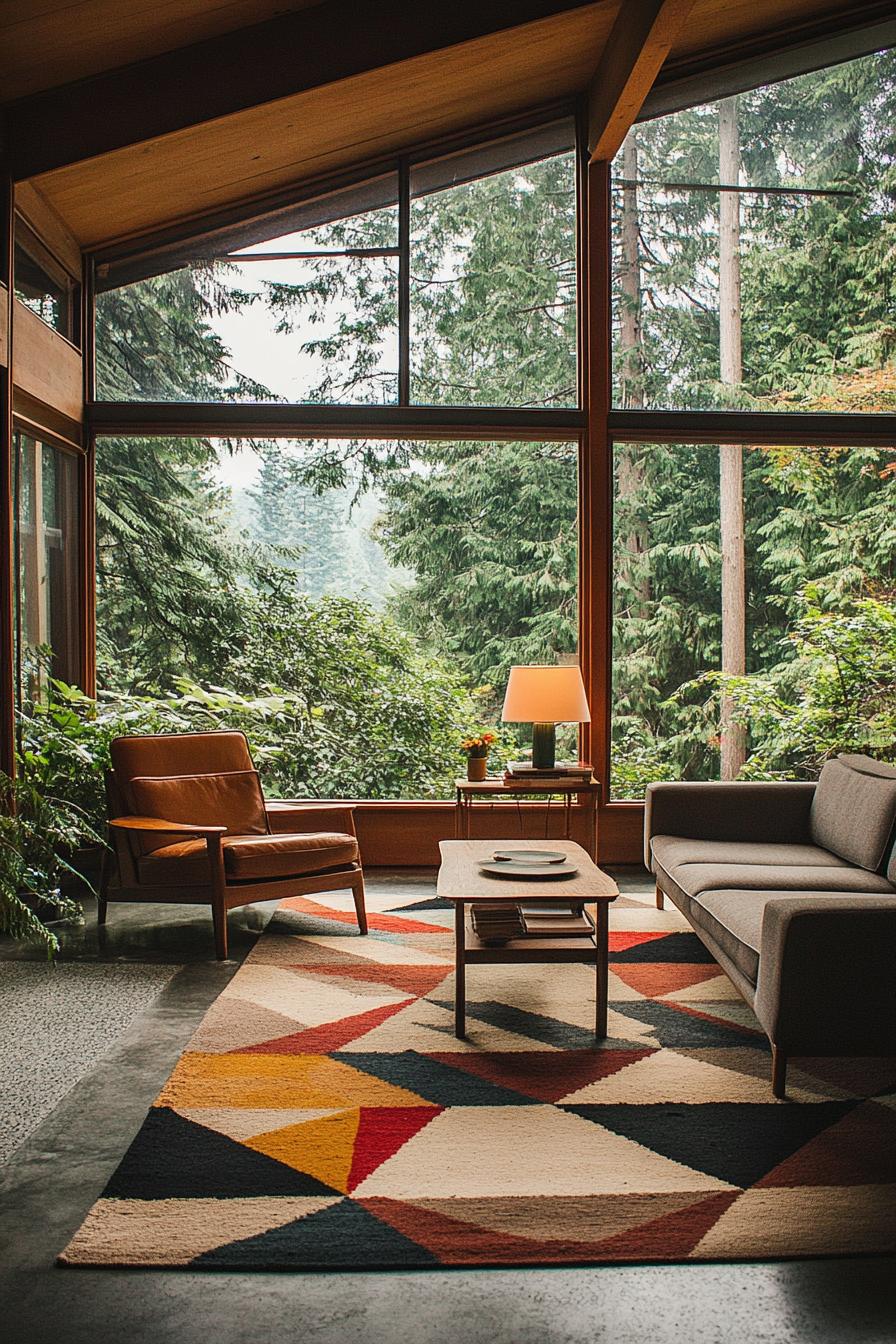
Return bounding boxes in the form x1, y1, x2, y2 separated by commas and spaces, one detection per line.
466, 756, 488, 781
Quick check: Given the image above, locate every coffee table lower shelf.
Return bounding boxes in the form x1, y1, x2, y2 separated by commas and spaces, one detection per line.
455, 903, 610, 1042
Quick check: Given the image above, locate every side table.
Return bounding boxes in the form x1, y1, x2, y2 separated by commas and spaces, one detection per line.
454, 776, 600, 860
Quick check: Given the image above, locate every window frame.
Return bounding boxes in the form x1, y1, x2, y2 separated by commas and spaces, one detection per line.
64, 86, 896, 831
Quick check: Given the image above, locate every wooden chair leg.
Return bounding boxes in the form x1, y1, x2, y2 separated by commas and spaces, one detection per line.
351, 871, 368, 935
96, 846, 110, 926
206, 835, 229, 960
655, 884, 665, 909
771, 1045, 787, 1099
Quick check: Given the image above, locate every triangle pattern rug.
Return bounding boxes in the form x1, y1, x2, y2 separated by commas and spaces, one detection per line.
60, 884, 896, 1268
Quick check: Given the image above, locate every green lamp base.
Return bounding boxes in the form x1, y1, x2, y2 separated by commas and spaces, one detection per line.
531, 722, 556, 770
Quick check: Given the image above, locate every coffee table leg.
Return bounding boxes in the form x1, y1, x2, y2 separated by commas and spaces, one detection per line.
454, 902, 466, 1039
595, 901, 609, 1041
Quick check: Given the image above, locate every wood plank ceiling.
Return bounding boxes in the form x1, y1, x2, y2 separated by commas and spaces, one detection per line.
1, 0, 887, 252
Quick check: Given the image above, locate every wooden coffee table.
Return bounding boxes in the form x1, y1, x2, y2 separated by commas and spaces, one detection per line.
437, 839, 618, 1042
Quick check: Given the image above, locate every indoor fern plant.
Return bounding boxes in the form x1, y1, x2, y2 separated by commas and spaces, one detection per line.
0, 772, 98, 957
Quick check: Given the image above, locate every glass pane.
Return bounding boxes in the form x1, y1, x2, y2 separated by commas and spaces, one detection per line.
611, 441, 896, 798
95, 204, 399, 404
14, 433, 80, 697
96, 435, 578, 799
410, 151, 577, 407
14, 243, 70, 336
611, 48, 896, 412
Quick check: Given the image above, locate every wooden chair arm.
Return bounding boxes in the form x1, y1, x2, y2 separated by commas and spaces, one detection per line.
109, 816, 227, 838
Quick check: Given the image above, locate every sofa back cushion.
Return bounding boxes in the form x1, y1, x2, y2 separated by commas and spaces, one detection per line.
810, 754, 896, 873
130, 770, 268, 853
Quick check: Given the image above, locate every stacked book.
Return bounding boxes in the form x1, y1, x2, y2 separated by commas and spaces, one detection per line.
519, 902, 593, 937
470, 903, 525, 944
504, 761, 593, 784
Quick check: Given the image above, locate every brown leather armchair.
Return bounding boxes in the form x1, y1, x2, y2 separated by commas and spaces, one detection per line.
100, 730, 367, 959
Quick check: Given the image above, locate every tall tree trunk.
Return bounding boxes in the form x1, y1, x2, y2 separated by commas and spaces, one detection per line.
617, 132, 649, 607
718, 96, 747, 779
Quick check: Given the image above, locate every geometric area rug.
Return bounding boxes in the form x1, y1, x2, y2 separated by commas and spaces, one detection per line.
60, 881, 896, 1268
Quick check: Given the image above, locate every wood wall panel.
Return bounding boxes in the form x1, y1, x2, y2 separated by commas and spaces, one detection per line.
31, 6, 611, 247
0, 284, 7, 368
12, 302, 83, 425
14, 182, 82, 275
353, 802, 644, 867
1, 1, 325, 102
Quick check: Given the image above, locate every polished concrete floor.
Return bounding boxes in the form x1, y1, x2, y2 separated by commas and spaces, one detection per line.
1, 871, 894, 1344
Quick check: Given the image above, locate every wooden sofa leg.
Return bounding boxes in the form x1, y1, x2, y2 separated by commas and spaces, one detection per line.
351, 871, 368, 935
655, 884, 665, 910
771, 1045, 787, 1099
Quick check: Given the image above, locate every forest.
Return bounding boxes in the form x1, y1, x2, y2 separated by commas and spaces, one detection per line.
81, 48, 896, 802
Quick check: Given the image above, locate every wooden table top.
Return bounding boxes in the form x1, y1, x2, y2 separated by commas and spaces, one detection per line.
437, 839, 618, 903
454, 777, 599, 793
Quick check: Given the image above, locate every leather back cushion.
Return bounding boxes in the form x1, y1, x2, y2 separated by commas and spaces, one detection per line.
130, 770, 268, 854
810, 754, 896, 873
111, 732, 254, 807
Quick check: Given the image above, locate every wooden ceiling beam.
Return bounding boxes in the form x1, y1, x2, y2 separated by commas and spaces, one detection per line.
587, 0, 697, 161
4, 0, 598, 182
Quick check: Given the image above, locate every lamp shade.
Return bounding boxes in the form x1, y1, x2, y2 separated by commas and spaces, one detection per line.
501, 665, 591, 724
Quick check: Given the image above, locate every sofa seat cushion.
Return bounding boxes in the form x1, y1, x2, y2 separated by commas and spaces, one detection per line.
690, 887, 896, 988
671, 861, 894, 899
223, 832, 358, 880
139, 831, 359, 885
688, 889, 766, 985
651, 836, 848, 873
810, 754, 896, 872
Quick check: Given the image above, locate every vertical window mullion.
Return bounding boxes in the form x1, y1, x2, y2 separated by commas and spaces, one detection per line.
398, 157, 410, 406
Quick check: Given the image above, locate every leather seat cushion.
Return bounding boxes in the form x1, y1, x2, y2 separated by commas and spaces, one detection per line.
223, 832, 358, 880
139, 831, 359, 885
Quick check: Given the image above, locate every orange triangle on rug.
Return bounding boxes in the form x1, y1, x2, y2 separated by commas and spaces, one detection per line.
347, 1106, 444, 1191
279, 896, 444, 934
423, 1049, 656, 1103
609, 931, 671, 953
239, 999, 414, 1055
297, 962, 453, 998
588, 1190, 740, 1260
612, 963, 724, 997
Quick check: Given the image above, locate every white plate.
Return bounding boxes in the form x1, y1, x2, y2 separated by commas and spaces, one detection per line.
479, 861, 578, 880
492, 849, 567, 865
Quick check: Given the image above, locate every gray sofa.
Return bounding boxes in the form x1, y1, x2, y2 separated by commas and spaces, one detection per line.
645, 755, 896, 1098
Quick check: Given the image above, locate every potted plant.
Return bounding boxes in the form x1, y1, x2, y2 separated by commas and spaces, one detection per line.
461, 731, 496, 781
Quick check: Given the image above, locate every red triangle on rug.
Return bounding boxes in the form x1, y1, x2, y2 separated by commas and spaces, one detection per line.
347, 1106, 443, 1191
609, 931, 671, 953
612, 963, 724, 998
756, 1102, 896, 1189
239, 998, 414, 1055
589, 1190, 740, 1260
279, 896, 444, 934
423, 1049, 656, 1103
299, 962, 453, 998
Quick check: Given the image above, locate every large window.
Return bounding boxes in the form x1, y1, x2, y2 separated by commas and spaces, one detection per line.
611, 48, 896, 413
611, 439, 896, 798
94, 127, 577, 411
95, 434, 578, 800
13, 433, 81, 698
14, 221, 79, 343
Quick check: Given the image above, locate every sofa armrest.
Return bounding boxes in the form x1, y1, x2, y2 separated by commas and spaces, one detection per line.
644, 781, 816, 867
755, 895, 896, 1053
265, 801, 357, 837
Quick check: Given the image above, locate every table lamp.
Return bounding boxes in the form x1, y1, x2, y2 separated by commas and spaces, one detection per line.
501, 664, 591, 769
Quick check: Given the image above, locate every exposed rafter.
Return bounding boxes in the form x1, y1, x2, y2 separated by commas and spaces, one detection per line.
4, 0, 598, 182
587, 0, 697, 161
